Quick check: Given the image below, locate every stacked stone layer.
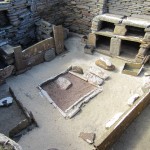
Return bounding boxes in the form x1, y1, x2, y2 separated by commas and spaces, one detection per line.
63, 0, 107, 34
108, 0, 150, 19
0, 0, 150, 47
0, 0, 66, 48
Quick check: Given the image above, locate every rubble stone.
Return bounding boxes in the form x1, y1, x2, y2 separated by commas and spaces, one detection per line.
79, 132, 95, 144
0, 133, 22, 150
56, 77, 72, 90
71, 66, 84, 74
44, 49, 55, 62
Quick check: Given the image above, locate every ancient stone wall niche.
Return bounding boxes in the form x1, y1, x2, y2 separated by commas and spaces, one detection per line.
0, 10, 10, 28
96, 35, 111, 55
120, 40, 141, 59
126, 26, 145, 37
101, 21, 115, 32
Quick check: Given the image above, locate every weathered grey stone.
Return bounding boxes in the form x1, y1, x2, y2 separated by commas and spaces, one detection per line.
56, 77, 72, 90
84, 72, 104, 85
44, 49, 55, 62
0, 65, 14, 84
0, 133, 22, 150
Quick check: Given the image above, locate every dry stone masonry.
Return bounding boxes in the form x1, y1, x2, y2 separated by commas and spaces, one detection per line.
0, 0, 66, 48
64, 0, 107, 34
1, 0, 150, 47
0, 0, 150, 83
108, 0, 150, 19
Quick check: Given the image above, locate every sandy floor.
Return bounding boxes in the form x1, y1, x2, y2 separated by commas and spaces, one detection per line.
5, 35, 149, 150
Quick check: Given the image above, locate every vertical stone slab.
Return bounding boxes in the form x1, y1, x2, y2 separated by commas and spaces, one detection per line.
110, 38, 121, 56
53, 25, 64, 55
88, 33, 96, 47
114, 25, 127, 36
14, 46, 26, 71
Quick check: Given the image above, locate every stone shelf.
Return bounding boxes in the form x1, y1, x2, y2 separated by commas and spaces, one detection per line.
122, 17, 150, 28
95, 30, 114, 38
94, 30, 145, 44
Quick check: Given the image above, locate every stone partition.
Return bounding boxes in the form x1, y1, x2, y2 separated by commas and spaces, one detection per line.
14, 38, 55, 72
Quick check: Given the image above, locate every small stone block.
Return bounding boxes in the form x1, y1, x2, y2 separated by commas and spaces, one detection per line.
114, 25, 127, 36
56, 77, 72, 90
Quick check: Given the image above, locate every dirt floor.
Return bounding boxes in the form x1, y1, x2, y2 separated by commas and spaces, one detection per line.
4, 35, 150, 150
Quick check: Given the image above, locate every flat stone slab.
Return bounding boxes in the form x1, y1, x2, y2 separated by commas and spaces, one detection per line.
56, 77, 72, 90
122, 17, 150, 28
84, 72, 104, 86
95, 13, 124, 24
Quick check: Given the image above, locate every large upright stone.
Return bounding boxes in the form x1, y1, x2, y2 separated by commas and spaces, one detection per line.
53, 25, 64, 55
110, 37, 121, 56
88, 33, 96, 47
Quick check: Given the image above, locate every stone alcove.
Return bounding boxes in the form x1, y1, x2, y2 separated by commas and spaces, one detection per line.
0, 10, 10, 28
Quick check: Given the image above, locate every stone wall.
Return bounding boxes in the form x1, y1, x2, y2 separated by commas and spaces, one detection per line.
63, 0, 107, 34
35, 0, 67, 25
0, 0, 38, 48
0, 0, 66, 48
63, 0, 150, 34
0, 0, 150, 47
107, 0, 150, 18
